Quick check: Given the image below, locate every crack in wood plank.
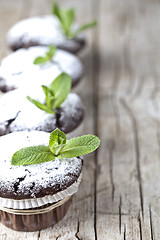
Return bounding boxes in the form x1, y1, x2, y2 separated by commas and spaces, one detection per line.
91, 0, 101, 238
121, 98, 144, 217
92, 44, 98, 240
37, 231, 40, 240
149, 205, 154, 240
138, 211, 143, 240
55, 236, 62, 240
75, 221, 82, 240
119, 195, 122, 234
124, 224, 126, 240
108, 139, 115, 201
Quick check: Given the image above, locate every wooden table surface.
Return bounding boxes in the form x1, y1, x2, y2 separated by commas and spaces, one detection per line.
1, 0, 160, 239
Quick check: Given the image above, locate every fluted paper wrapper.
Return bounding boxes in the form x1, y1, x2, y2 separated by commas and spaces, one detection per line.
0, 174, 82, 209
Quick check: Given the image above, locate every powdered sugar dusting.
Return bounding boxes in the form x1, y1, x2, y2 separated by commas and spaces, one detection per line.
0, 131, 82, 199
7, 15, 85, 53
0, 87, 84, 135
0, 46, 83, 91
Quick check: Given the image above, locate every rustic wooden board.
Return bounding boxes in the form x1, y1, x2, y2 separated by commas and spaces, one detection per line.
1, 0, 160, 239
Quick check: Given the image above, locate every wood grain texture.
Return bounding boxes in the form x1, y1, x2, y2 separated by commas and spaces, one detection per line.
1, 0, 160, 239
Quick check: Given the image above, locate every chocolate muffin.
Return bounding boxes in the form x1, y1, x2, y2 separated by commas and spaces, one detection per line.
0, 131, 82, 231
7, 15, 85, 53
0, 88, 84, 136
0, 46, 84, 93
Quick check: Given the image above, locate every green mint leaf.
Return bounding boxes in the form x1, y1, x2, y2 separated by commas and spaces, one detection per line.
41, 85, 55, 109
33, 45, 57, 65
60, 134, 100, 158
26, 96, 55, 114
59, 8, 75, 36
26, 72, 71, 114
58, 10, 69, 34
67, 8, 75, 27
11, 146, 55, 166
41, 85, 49, 97
49, 128, 66, 155
52, 3, 73, 35
46, 45, 57, 59
53, 144, 66, 156
65, 8, 75, 34
46, 94, 56, 109
52, 3, 62, 22
33, 56, 49, 65
52, 3, 76, 38
52, 3, 97, 38
49, 128, 66, 145
49, 72, 71, 109
69, 20, 98, 38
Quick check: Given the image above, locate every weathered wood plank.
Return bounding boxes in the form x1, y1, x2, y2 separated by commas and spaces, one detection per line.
96, 0, 160, 239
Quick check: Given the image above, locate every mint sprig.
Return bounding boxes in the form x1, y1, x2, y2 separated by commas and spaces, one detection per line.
11, 128, 100, 166
33, 45, 57, 65
26, 72, 71, 114
52, 3, 97, 38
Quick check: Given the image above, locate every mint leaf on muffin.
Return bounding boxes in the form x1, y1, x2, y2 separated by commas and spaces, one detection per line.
26, 72, 71, 114
49, 129, 100, 158
26, 96, 55, 113
49, 128, 66, 155
52, 3, 97, 38
33, 45, 57, 65
11, 128, 100, 166
59, 135, 100, 157
68, 21, 98, 38
11, 146, 55, 166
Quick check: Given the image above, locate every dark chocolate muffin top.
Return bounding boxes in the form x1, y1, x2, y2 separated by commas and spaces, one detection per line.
0, 131, 82, 200
0, 88, 84, 136
7, 15, 85, 53
0, 46, 84, 93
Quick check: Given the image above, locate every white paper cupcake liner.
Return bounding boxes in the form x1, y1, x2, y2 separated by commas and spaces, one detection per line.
0, 174, 82, 209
